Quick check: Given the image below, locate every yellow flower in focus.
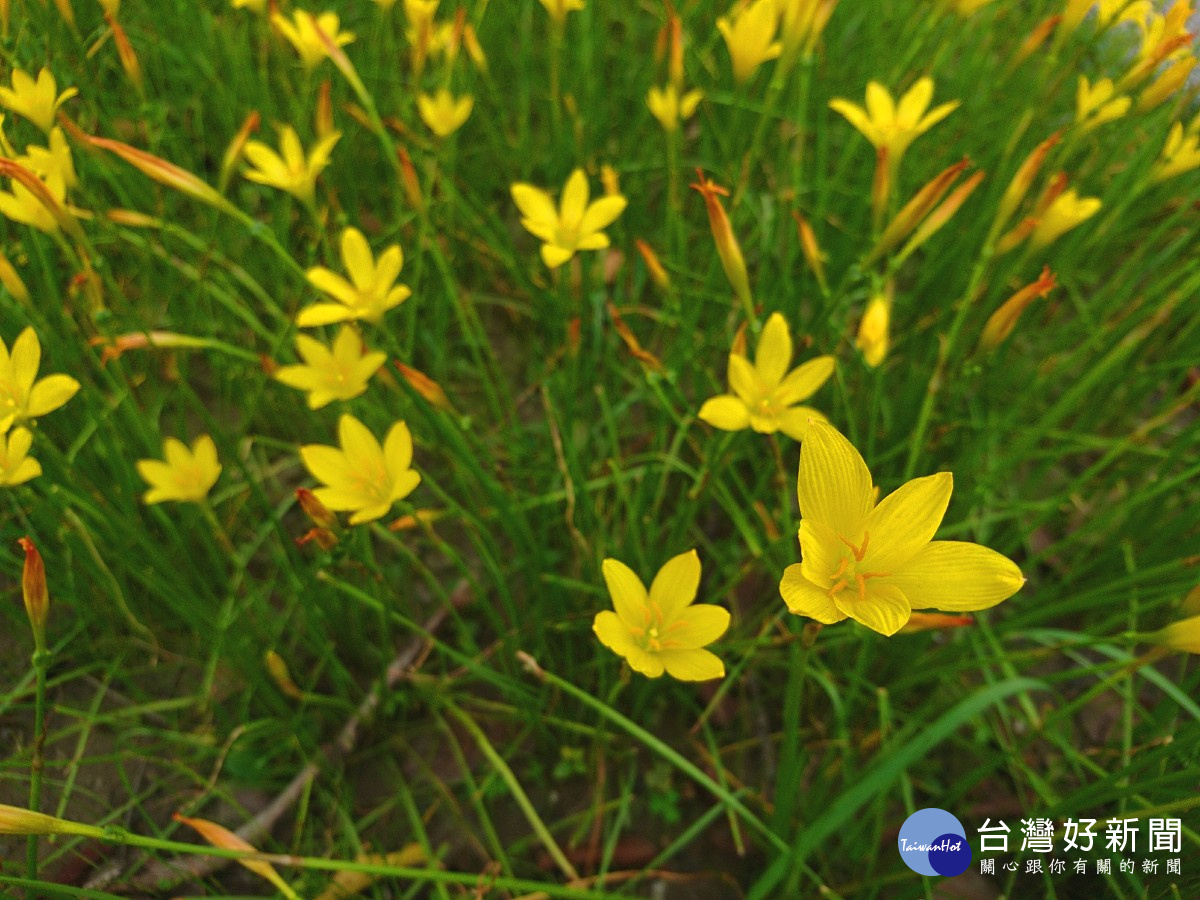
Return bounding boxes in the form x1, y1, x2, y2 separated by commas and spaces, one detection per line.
1151, 122, 1200, 182
538, 0, 585, 25
0, 68, 78, 134
510, 168, 627, 269
646, 83, 703, 132
275, 326, 386, 409
300, 227, 412, 326
0, 327, 80, 431
242, 125, 340, 204
300, 414, 421, 525
829, 78, 958, 176
1075, 76, 1130, 132
137, 435, 221, 505
698, 312, 835, 441
0, 429, 41, 486
856, 292, 890, 367
0, 169, 67, 234
593, 550, 730, 681
272, 11, 356, 71
780, 421, 1025, 635
416, 89, 473, 138
717, 0, 782, 85
1028, 189, 1100, 250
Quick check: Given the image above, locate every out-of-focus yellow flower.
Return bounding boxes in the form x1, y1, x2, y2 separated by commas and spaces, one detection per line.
231, 0, 268, 11
0, 327, 80, 431
780, 421, 1025, 635
1075, 76, 1130, 132
1028, 188, 1100, 250
275, 326, 386, 409
699, 312, 834, 441
939, 0, 995, 13
174, 814, 299, 900
978, 265, 1057, 352
1151, 121, 1200, 182
538, 0, 585, 25
17, 127, 78, 191
272, 10, 355, 71
646, 83, 703, 132
0, 429, 40, 486
511, 168, 627, 269
1136, 55, 1197, 113
0, 68, 78, 134
718, 0, 782, 85
301, 413, 421, 525
775, 0, 838, 64
242, 125, 340, 204
829, 78, 958, 177
593, 550, 730, 681
0, 168, 67, 234
1120, 6, 1193, 90
137, 435, 222, 505
416, 89, 473, 138
301, 226, 411, 326
0, 251, 29, 304
856, 291, 891, 368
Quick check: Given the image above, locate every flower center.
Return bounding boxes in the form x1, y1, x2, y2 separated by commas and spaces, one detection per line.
627, 602, 687, 652
826, 532, 890, 603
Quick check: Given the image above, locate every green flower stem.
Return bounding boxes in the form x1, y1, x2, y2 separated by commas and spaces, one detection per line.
27, 644, 49, 885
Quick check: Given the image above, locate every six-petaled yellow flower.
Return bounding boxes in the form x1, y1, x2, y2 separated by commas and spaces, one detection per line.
829, 78, 958, 176
0, 67, 78, 134
300, 226, 412, 326
0, 428, 41, 486
272, 10, 355, 71
0, 327, 80, 431
300, 414, 420, 525
699, 312, 835, 441
717, 0, 782, 85
242, 125, 341, 204
511, 168, 627, 269
137, 435, 222, 505
275, 326, 386, 409
417, 89, 474, 138
593, 550, 731, 681
780, 421, 1025, 636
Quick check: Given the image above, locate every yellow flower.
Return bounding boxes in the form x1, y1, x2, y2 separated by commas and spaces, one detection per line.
231, 0, 268, 12
829, 78, 958, 176
1028, 189, 1100, 250
275, 326, 386, 409
856, 293, 890, 367
698, 312, 834, 441
1075, 76, 1130, 132
646, 83, 703, 132
593, 550, 730, 681
774, 0, 838, 63
137, 435, 222, 505
0, 168, 67, 234
0, 327, 80, 431
780, 421, 1024, 635
1141, 615, 1200, 654
510, 168, 627, 269
0, 429, 41, 486
272, 10, 355, 71
0, 68, 78, 134
242, 125, 341, 204
416, 89, 473, 138
17, 127, 78, 191
1152, 122, 1200, 182
300, 227, 411, 326
717, 0, 782, 85
300, 414, 421, 525
538, 0, 585, 25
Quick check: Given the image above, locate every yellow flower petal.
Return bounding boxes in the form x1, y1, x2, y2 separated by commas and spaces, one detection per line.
886, 541, 1024, 611
754, 313, 792, 387
669, 605, 731, 650
798, 421, 875, 536
779, 563, 846, 623
579, 195, 627, 235
862, 472, 952, 571
601, 557, 648, 630
775, 406, 828, 441
559, 168, 589, 224
648, 548, 700, 623
835, 581, 911, 635
698, 395, 751, 431
658, 648, 725, 681
773, 355, 835, 406
510, 184, 557, 231
727, 353, 759, 405
25, 374, 80, 418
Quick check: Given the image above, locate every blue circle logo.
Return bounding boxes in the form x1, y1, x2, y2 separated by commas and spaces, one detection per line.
897, 808, 971, 877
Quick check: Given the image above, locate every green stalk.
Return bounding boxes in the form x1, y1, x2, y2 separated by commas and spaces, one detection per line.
27, 642, 49, 886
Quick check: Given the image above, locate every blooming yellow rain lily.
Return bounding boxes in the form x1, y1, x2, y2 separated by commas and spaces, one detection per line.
829, 78, 958, 177
1028, 189, 1100, 250
300, 226, 411, 326
717, 0, 782, 85
18, 128, 78, 191
0, 169, 67, 235
242, 125, 341, 204
0, 428, 41, 486
511, 168, 627, 269
0, 327, 80, 430
1075, 76, 1130, 133
538, 0, 585, 25
137, 435, 222, 505
275, 326, 386, 409
646, 82, 703, 132
301, 414, 420, 525
416, 89, 473, 138
593, 550, 730, 681
1151, 122, 1200, 182
780, 421, 1024, 635
698, 312, 834, 441
272, 10, 355, 71
0, 67, 78, 134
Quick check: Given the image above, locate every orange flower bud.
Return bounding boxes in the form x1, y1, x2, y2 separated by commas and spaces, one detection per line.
869, 158, 970, 264
265, 650, 305, 699
1010, 15, 1060, 70
634, 238, 671, 290
690, 170, 752, 315
105, 12, 144, 94
315, 80, 334, 137
899, 612, 974, 633
296, 487, 338, 530
792, 211, 828, 293
396, 145, 424, 211
978, 265, 1057, 351
394, 362, 453, 411
173, 813, 296, 897
871, 145, 890, 229
896, 169, 985, 263
994, 131, 1061, 239
18, 537, 48, 648
608, 303, 664, 374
